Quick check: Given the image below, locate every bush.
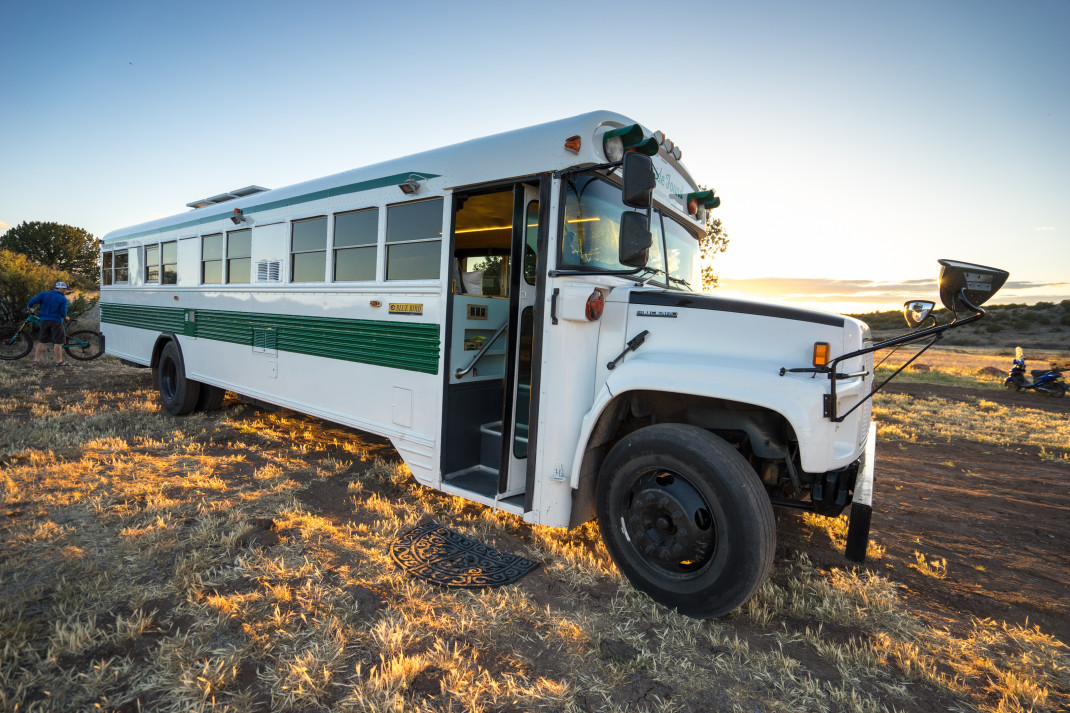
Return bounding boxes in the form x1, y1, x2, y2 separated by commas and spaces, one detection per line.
0, 249, 97, 323
1061, 314, 1070, 327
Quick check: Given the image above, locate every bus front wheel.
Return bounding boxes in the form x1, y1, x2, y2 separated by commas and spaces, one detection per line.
595, 423, 775, 618
156, 341, 201, 416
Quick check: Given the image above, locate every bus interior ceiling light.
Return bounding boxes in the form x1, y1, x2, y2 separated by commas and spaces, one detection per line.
399, 176, 423, 195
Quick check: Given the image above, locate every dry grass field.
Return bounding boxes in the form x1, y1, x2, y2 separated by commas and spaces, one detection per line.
1, 352, 1068, 712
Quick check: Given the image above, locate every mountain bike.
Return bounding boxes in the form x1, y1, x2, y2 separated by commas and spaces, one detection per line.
0, 314, 104, 361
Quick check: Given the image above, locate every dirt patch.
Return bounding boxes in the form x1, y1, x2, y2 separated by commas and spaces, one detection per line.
781, 378, 1069, 645
2, 357, 1068, 712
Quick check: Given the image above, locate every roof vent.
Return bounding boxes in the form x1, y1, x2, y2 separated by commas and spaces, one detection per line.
186, 185, 270, 209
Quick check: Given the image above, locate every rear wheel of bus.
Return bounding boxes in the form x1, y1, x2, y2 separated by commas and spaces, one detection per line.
155, 341, 200, 416
595, 423, 776, 618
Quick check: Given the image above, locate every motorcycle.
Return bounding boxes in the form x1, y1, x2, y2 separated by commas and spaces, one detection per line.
1004, 347, 1066, 397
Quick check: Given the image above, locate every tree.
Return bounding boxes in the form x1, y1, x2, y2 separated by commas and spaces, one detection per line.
700, 211, 729, 293
0, 249, 97, 324
0, 221, 99, 288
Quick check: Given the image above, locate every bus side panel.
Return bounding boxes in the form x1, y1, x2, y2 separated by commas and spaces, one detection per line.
97, 321, 158, 365
181, 340, 441, 482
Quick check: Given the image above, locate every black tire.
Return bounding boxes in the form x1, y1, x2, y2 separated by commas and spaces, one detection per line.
0, 326, 33, 360
596, 423, 776, 618
1051, 383, 1065, 399
155, 341, 200, 415
65, 330, 104, 361
195, 383, 226, 412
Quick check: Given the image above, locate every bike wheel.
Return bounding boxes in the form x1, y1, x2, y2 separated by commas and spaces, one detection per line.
65, 330, 104, 361
0, 325, 34, 360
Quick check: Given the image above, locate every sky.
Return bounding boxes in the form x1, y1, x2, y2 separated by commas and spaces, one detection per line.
2, 0, 1067, 315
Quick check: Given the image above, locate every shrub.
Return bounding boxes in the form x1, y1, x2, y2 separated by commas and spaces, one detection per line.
0, 249, 97, 323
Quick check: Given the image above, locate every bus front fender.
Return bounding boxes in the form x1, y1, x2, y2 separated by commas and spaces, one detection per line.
570, 354, 828, 486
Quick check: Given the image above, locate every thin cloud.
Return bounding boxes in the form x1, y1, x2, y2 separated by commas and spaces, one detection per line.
1035, 226, 1056, 231
0, 221, 10, 233
717, 276, 1070, 312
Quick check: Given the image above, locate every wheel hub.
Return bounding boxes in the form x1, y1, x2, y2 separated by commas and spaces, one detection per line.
624, 471, 715, 572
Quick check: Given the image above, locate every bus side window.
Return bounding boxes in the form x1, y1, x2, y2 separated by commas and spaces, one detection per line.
291, 217, 327, 282
334, 208, 378, 282
386, 198, 443, 281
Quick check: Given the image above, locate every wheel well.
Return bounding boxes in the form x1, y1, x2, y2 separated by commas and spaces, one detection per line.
568, 390, 797, 528
149, 335, 179, 389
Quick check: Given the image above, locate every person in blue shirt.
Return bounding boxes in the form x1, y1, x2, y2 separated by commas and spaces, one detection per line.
27, 281, 71, 366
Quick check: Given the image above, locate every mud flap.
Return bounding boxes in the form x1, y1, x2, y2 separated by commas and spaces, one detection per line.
844, 422, 877, 564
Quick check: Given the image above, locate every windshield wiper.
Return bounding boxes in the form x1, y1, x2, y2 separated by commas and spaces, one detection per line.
668, 275, 693, 290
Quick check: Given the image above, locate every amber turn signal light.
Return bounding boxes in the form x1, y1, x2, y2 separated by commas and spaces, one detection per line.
586, 290, 605, 321
813, 342, 830, 367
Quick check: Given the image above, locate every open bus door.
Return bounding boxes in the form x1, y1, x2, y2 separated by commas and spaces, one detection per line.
442, 181, 542, 513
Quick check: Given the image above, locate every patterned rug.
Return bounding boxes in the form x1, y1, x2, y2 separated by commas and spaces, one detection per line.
390, 521, 539, 588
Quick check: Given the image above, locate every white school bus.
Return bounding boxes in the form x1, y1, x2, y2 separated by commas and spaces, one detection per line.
99, 111, 1007, 617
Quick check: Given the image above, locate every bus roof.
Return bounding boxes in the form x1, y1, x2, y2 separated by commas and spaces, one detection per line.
102, 111, 702, 244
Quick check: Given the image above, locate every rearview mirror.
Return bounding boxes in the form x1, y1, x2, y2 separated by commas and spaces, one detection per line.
621, 152, 655, 209
619, 211, 652, 267
937, 259, 1009, 312
902, 300, 935, 328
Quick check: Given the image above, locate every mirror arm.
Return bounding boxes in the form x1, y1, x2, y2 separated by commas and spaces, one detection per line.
826, 332, 943, 422
834, 287, 987, 368
822, 287, 988, 422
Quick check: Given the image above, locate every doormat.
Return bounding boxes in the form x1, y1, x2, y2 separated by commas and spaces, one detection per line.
390, 521, 538, 588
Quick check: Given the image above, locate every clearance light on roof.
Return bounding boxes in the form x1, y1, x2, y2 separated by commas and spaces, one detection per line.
564, 135, 581, 152
603, 124, 659, 161
652, 131, 683, 160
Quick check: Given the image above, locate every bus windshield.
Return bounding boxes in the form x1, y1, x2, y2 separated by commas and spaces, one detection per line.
661, 214, 700, 291
561, 175, 699, 290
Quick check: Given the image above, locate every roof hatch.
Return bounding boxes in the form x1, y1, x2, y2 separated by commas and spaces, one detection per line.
186, 185, 270, 209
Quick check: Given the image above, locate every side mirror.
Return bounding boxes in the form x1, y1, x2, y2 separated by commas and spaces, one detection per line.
619, 211, 652, 267
902, 300, 935, 328
621, 152, 655, 209
937, 259, 1009, 312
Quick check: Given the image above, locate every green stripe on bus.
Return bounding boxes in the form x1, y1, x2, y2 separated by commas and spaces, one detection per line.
111, 171, 441, 243
99, 303, 440, 374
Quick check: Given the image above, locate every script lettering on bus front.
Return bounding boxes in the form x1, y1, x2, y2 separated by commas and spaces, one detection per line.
389, 303, 424, 315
